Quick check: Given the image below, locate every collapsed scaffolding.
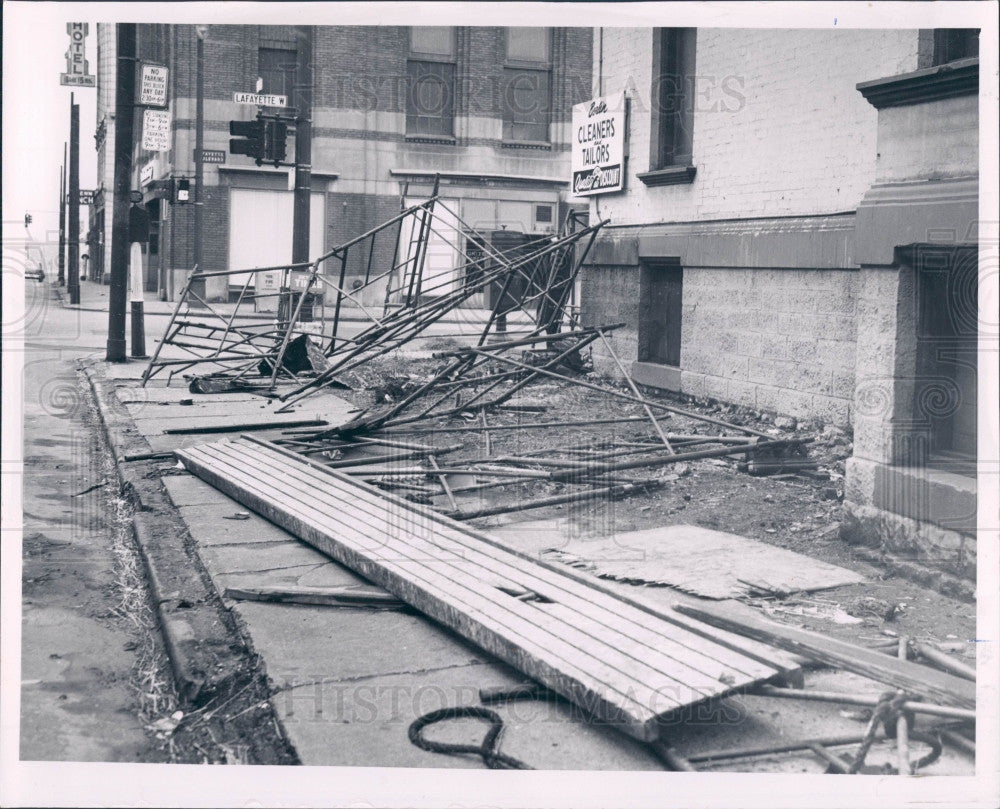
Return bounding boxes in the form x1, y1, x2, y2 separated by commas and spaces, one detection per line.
142, 177, 600, 390
144, 177, 811, 520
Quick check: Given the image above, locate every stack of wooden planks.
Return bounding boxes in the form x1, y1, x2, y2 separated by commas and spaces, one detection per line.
177, 435, 800, 742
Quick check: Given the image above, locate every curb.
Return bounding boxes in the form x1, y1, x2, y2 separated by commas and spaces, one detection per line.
82, 362, 255, 704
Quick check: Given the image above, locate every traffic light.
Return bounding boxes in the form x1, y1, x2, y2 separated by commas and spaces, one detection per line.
24, 213, 32, 227
265, 120, 288, 165
175, 177, 191, 204
229, 119, 266, 163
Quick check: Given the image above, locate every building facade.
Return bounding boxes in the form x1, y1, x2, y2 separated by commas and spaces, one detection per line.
93, 24, 592, 304
578, 28, 979, 586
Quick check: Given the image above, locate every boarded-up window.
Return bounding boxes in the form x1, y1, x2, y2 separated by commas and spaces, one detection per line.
638, 260, 683, 367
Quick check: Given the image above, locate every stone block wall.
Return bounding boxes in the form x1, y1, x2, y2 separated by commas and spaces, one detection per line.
584, 262, 858, 426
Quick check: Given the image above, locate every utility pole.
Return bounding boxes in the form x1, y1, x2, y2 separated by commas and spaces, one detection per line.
107, 23, 136, 363
190, 25, 208, 304
68, 94, 81, 304
58, 144, 66, 286
291, 25, 313, 264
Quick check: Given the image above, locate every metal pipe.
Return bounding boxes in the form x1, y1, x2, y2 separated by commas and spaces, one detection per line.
910, 641, 977, 682
754, 685, 976, 721
442, 480, 663, 521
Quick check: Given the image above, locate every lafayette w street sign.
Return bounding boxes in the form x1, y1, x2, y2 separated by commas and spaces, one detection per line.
233, 91, 288, 107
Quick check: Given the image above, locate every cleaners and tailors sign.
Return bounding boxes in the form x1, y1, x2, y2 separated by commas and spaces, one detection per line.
571, 91, 626, 196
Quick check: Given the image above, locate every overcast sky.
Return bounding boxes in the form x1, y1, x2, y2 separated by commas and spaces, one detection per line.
3, 6, 99, 250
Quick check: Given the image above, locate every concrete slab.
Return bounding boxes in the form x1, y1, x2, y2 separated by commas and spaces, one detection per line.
124, 400, 288, 420
233, 601, 488, 685
273, 664, 665, 770
175, 500, 311, 548
162, 474, 231, 508
198, 539, 338, 578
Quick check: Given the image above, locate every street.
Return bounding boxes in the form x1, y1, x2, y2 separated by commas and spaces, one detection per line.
18, 281, 168, 761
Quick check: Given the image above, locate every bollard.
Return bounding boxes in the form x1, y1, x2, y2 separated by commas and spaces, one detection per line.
129, 242, 147, 358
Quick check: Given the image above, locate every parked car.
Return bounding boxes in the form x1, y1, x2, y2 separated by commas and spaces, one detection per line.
25, 263, 45, 282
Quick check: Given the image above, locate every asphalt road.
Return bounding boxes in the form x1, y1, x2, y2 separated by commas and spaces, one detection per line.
17, 281, 167, 762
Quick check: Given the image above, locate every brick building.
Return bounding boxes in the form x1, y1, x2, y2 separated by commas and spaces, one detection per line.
578, 28, 980, 587
93, 24, 592, 303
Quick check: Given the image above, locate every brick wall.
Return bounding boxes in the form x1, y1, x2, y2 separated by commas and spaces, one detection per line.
594, 28, 920, 222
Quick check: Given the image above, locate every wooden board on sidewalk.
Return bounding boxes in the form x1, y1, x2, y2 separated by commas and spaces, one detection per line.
177, 435, 800, 742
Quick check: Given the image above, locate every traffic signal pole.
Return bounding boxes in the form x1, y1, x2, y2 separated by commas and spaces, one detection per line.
190, 25, 206, 304
107, 23, 136, 362
291, 25, 313, 265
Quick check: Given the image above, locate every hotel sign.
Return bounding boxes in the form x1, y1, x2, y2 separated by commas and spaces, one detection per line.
60, 23, 96, 87
571, 92, 626, 196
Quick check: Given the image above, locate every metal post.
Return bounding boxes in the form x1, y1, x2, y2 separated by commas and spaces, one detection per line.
107, 23, 136, 362
68, 94, 81, 304
58, 144, 66, 285
292, 25, 313, 264
190, 25, 207, 305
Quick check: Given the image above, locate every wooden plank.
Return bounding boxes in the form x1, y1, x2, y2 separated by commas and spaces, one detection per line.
674, 601, 976, 709
183, 445, 673, 733
197, 443, 754, 698
178, 437, 791, 740
221, 439, 783, 684
239, 435, 803, 684
223, 584, 405, 608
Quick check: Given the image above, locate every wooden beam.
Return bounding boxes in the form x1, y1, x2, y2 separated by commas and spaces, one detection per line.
223, 584, 405, 609
674, 602, 976, 709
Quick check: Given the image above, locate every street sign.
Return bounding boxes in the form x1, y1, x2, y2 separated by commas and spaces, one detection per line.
141, 109, 171, 152
571, 91, 627, 197
233, 91, 288, 107
196, 149, 227, 164
140, 162, 155, 186
60, 23, 96, 87
139, 63, 169, 107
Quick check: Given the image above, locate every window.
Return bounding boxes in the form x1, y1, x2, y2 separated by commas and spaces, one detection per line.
639, 28, 697, 186
258, 47, 296, 98
932, 29, 979, 66
503, 28, 552, 143
407, 27, 456, 139
638, 260, 683, 367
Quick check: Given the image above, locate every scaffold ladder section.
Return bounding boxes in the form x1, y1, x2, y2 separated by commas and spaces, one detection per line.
177, 435, 798, 742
